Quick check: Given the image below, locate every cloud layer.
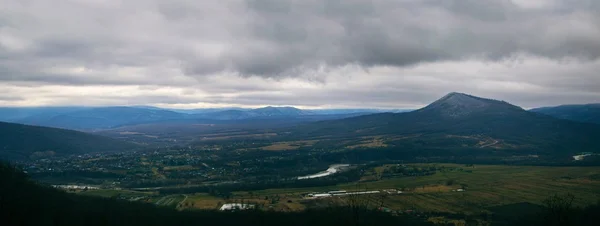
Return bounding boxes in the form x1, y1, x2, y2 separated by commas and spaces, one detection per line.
1, 0, 599, 108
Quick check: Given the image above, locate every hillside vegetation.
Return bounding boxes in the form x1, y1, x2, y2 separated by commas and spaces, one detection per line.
0, 122, 138, 160
0, 162, 431, 226
531, 104, 600, 125
282, 93, 600, 156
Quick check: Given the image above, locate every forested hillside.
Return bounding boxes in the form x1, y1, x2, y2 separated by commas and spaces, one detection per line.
283, 93, 600, 156
531, 104, 600, 125
0, 122, 138, 160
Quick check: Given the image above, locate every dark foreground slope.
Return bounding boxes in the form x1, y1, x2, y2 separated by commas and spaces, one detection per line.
531, 104, 600, 125
0, 163, 430, 226
0, 122, 138, 160
284, 93, 600, 156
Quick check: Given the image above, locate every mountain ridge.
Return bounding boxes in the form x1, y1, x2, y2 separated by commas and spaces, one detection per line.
282, 92, 600, 156
530, 103, 600, 125
0, 121, 138, 160
2, 106, 401, 130
415, 92, 523, 118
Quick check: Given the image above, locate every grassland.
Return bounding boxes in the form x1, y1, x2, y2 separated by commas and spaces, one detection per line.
78, 164, 600, 216
261, 140, 317, 151
77, 189, 153, 198
203, 164, 600, 214
345, 136, 388, 149
152, 195, 185, 208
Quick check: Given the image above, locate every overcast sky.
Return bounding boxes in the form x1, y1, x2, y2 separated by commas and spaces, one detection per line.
1, 0, 599, 109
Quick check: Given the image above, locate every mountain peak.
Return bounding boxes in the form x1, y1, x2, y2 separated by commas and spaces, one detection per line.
418, 92, 522, 118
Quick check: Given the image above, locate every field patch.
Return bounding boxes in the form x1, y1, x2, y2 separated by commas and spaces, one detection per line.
261, 140, 317, 151
346, 136, 387, 149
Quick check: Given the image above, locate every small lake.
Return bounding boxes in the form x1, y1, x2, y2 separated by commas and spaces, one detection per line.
297, 164, 350, 180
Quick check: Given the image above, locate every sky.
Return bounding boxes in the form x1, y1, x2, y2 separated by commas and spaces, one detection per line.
1, 0, 599, 109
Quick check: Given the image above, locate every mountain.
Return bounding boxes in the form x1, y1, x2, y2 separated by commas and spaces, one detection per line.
194, 106, 307, 120
415, 92, 523, 118
0, 107, 87, 122
251, 106, 306, 116
284, 92, 600, 156
530, 104, 600, 125
4, 106, 384, 130
16, 107, 188, 130
308, 109, 412, 115
168, 107, 246, 114
174, 107, 405, 115
0, 121, 138, 160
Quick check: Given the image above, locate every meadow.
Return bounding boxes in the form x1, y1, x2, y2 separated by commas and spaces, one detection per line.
180, 164, 600, 214
77, 164, 600, 216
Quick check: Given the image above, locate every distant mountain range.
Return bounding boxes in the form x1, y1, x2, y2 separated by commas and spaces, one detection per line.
2, 93, 599, 161
0, 121, 138, 160
530, 104, 600, 125
282, 92, 600, 156
0, 106, 406, 130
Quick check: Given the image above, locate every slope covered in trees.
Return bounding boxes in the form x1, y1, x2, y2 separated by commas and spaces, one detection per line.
283, 93, 600, 156
0, 122, 138, 160
531, 104, 600, 125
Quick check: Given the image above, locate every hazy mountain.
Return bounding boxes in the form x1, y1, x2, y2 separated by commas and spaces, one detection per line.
16, 107, 188, 130
168, 107, 246, 114
252, 106, 306, 116
195, 106, 313, 120
1, 106, 406, 130
307, 109, 411, 115
174, 107, 404, 115
195, 109, 253, 120
284, 92, 600, 155
530, 104, 600, 125
0, 121, 138, 160
0, 107, 87, 122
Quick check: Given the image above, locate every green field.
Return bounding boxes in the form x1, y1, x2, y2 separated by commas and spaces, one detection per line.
230, 164, 600, 214
77, 189, 153, 198
152, 195, 186, 208
78, 164, 600, 216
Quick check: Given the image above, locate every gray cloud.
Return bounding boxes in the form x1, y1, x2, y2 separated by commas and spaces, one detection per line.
0, 0, 599, 108
217, 0, 600, 76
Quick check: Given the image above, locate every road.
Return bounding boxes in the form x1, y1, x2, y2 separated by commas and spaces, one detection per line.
177, 194, 188, 208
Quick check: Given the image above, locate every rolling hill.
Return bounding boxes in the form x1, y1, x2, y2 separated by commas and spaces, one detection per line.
530, 104, 600, 125
283, 92, 600, 156
3, 106, 388, 130
15, 107, 188, 130
0, 107, 87, 122
0, 121, 138, 160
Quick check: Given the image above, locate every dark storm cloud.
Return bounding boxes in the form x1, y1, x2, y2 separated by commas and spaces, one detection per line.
202, 0, 600, 76
2, 0, 599, 80
0, 0, 599, 107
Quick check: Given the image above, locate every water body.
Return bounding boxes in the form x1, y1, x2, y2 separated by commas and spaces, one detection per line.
297, 164, 350, 180
573, 153, 594, 161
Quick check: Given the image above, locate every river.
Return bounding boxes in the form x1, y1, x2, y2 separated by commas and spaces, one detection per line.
297, 164, 350, 180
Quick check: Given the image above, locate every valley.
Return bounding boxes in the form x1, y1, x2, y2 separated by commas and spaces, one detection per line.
46, 159, 600, 224
3, 92, 600, 225
3, 1, 600, 224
